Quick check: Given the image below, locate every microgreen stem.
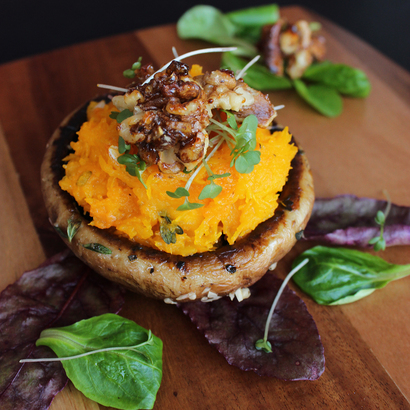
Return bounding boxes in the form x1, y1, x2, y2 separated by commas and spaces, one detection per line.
20, 331, 153, 363
236, 55, 261, 80
208, 118, 237, 138
97, 84, 128, 93
382, 189, 392, 219
185, 137, 224, 192
257, 258, 309, 352
142, 47, 237, 85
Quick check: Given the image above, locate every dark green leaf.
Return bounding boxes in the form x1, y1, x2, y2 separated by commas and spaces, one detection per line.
198, 181, 223, 200
118, 137, 131, 154
303, 61, 371, 97
166, 187, 190, 198
67, 217, 81, 243
221, 52, 293, 90
177, 198, 204, 211
293, 80, 343, 117
83, 243, 112, 255
292, 246, 410, 305
36, 314, 162, 410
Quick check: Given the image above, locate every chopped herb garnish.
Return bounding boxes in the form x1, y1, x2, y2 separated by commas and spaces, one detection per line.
159, 214, 184, 244
83, 243, 112, 254
67, 217, 81, 243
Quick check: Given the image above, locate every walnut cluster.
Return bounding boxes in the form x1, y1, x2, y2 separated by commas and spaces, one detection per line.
112, 60, 276, 173
259, 19, 326, 79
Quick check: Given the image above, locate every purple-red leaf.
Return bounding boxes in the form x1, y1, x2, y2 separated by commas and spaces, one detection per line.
180, 273, 325, 380
304, 195, 410, 247
0, 250, 125, 410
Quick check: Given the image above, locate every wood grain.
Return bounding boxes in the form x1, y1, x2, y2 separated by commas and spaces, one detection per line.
0, 6, 409, 409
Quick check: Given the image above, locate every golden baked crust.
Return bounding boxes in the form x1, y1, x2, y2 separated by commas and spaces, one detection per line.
41, 97, 314, 302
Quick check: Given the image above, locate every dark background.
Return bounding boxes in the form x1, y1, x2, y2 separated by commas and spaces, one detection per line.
1, 0, 408, 71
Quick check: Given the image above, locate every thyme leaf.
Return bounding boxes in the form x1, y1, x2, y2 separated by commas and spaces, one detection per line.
83, 243, 112, 255
67, 217, 81, 243
159, 215, 184, 244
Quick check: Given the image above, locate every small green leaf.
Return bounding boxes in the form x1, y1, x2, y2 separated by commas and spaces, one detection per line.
255, 338, 272, 353
198, 181, 223, 200
177, 198, 204, 211
67, 217, 81, 243
118, 137, 131, 154
131, 57, 142, 70
209, 172, 231, 181
166, 187, 190, 199
235, 150, 261, 173
375, 210, 385, 225
115, 109, 134, 123
159, 215, 184, 244
109, 111, 119, 120
222, 110, 238, 130
123, 68, 136, 78
83, 243, 112, 255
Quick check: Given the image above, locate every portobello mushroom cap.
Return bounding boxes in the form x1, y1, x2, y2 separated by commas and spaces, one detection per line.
41, 96, 314, 302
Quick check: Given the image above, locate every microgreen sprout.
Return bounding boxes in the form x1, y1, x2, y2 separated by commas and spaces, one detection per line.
123, 57, 143, 78
116, 136, 147, 188
109, 109, 133, 123
255, 258, 309, 353
368, 190, 392, 251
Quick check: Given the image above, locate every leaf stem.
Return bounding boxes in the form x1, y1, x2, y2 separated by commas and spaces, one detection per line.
256, 258, 309, 352
20, 331, 153, 363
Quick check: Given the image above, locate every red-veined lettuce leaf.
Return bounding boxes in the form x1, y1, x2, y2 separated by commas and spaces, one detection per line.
179, 273, 325, 380
304, 195, 410, 247
0, 250, 125, 410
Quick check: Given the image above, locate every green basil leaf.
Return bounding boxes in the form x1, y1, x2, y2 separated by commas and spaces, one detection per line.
177, 198, 204, 211
292, 246, 410, 305
67, 217, 81, 243
226, 4, 279, 29
293, 80, 343, 117
221, 52, 293, 90
116, 109, 134, 123
177, 6, 256, 57
226, 4, 280, 43
177, 5, 236, 44
198, 181, 222, 200
36, 314, 162, 410
83, 243, 112, 255
166, 187, 190, 198
303, 61, 371, 98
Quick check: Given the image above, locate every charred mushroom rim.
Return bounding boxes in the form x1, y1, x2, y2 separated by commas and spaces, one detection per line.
41, 58, 314, 302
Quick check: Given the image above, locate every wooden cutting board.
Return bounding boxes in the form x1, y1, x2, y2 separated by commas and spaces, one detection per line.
0, 6, 409, 409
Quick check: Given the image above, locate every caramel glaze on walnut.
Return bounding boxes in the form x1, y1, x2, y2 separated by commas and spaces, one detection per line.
41, 96, 314, 302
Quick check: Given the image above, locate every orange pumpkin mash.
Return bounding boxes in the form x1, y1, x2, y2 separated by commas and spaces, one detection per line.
59, 101, 298, 256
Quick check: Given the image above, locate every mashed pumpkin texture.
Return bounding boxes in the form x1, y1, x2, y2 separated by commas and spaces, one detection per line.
60, 101, 297, 256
